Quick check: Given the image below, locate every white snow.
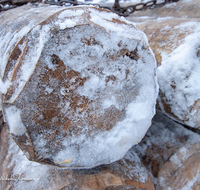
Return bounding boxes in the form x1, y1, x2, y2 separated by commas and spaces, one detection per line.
158, 22, 200, 128
0, 4, 66, 80
45, 87, 53, 94
56, 19, 77, 29
163, 2, 177, 8
5, 135, 50, 190
180, 172, 200, 190
52, 99, 155, 168
58, 9, 84, 19
3, 129, 150, 189
4, 106, 26, 136
103, 96, 119, 109
0, 79, 12, 110
90, 10, 147, 43
77, 74, 106, 100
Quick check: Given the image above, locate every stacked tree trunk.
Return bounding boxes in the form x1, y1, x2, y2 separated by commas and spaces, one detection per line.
127, 0, 200, 129
1, 0, 200, 189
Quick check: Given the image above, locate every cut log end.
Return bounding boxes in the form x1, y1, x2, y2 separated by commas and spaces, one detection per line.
1, 5, 158, 168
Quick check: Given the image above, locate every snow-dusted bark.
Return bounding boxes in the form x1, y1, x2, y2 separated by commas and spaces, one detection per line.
133, 111, 200, 190
157, 22, 200, 129
130, 13, 200, 129
0, 123, 155, 190
0, 4, 158, 168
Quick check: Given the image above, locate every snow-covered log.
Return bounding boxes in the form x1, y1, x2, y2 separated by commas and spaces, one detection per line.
133, 111, 200, 189
127, 0, 200, 129
0, 4, 158, 168
152, 20, 200, 129
0, 123, 155, 190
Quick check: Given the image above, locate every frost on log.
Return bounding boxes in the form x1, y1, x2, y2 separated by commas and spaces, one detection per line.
125, 0, 200, 130
0, 4, 158, 168
135, 19, 200, 129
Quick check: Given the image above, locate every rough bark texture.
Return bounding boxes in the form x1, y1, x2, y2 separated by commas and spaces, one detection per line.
157, 143, 200, 190
133, 111, 200, 190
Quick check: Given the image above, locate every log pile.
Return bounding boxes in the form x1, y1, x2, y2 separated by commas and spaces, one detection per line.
1, 0, 200, 189
1, 111, 200, 189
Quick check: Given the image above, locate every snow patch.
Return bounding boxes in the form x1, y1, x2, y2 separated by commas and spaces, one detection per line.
58, 9, 84, 19
4, 106, 26, 136
45, 87, 53, 94
102, 96, 119, 109
56, 19, 77, 29
158, 22, 200, 127
77, 74, 106, 100
6, 135, 50, 190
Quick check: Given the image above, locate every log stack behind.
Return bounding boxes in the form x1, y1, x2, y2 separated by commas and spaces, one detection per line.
127, 0, 200, 129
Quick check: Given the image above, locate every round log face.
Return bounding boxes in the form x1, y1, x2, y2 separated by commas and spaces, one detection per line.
1, 5, 158, 168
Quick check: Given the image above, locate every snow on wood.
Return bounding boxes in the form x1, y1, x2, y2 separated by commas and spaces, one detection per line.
133, 111, 200, 189
153, 21, 200, 129
126, 0, 200, 129
0, 124, 155, 190
158, 143, 200, 190
0, 4, 158, 168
